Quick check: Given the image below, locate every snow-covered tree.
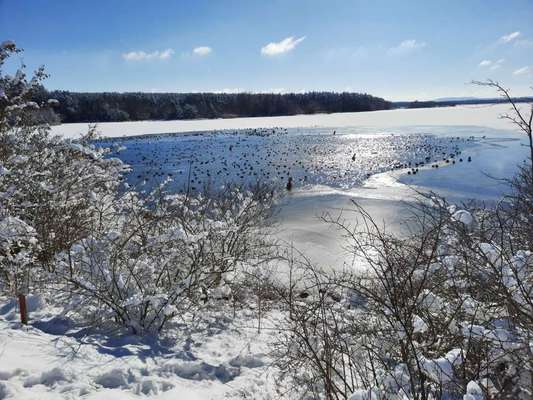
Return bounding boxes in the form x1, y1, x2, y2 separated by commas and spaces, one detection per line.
0, 42, 127, 288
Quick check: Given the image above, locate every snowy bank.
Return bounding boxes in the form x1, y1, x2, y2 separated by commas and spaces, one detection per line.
51, 104, 519, 139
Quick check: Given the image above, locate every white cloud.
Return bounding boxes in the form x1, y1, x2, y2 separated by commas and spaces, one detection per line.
388, 39, 426, 55
122, 48, 174, 61
193, 46, 212, 56
261, 36, 305, 56
479, 59, 504, 70
513, 66, 530, 76
158, 49, 174, 59
499, 31, 521, 43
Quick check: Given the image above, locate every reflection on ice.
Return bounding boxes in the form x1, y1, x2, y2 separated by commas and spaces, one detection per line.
98, 127, 487, 194
96, 123, 528, 268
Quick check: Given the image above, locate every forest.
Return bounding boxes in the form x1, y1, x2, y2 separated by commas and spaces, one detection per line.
33, 87, 533, 124
32, 89, 392, 123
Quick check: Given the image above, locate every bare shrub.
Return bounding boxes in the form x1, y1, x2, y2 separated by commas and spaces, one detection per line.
274, 195, 532, 399
473, 80, 532, 177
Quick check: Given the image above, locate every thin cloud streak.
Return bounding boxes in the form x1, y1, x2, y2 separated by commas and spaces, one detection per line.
499, 31, 521, 43
479, 59, 505, 70
261, 36, 306, 56
513, 66, 530, 76
123, 48, 174, 61
387, 39, 426, 55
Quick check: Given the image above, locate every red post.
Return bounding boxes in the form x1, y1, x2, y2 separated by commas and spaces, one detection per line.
18, 293, 28, 324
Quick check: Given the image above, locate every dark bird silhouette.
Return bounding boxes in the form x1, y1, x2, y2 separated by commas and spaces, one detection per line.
286, 176, 293, 191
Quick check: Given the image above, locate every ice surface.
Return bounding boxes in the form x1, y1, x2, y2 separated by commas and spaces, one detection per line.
93, 126, 488, 267
99, 129, 480, 194
51, 103, 522, 139
75, 106, 528, 268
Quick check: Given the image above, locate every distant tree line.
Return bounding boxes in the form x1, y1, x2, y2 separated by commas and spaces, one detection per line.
394, 97, 533, 109
31, 88, 392, 123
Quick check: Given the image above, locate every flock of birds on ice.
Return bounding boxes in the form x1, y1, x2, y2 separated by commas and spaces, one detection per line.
100, 127, 478, 194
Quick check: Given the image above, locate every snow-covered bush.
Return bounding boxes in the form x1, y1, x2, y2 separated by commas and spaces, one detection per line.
275, 196, 532, 400
0, 216, 38, 295
54, 185, 275, 334
0, 130, 128, 269
0, 42, 127, 296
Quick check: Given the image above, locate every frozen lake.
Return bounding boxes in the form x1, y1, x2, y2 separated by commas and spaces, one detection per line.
98, 129, 480, 194
53, 103, 522, 138
55, 104, 530, 267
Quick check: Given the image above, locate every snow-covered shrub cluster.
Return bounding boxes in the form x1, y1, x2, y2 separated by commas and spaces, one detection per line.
0, 41, 128, 293
275, 195, 532, 400
0, 216, 37, 295
54, 186, 275, 334
0, 42, 275, 334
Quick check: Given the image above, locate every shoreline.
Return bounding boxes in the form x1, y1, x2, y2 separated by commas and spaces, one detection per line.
51, 103, 519, 139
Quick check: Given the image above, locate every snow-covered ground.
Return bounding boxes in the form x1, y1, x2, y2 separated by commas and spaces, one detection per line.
0, 296, 282, 400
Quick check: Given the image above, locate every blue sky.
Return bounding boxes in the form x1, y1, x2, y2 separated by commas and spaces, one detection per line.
1, 0, 532, 100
